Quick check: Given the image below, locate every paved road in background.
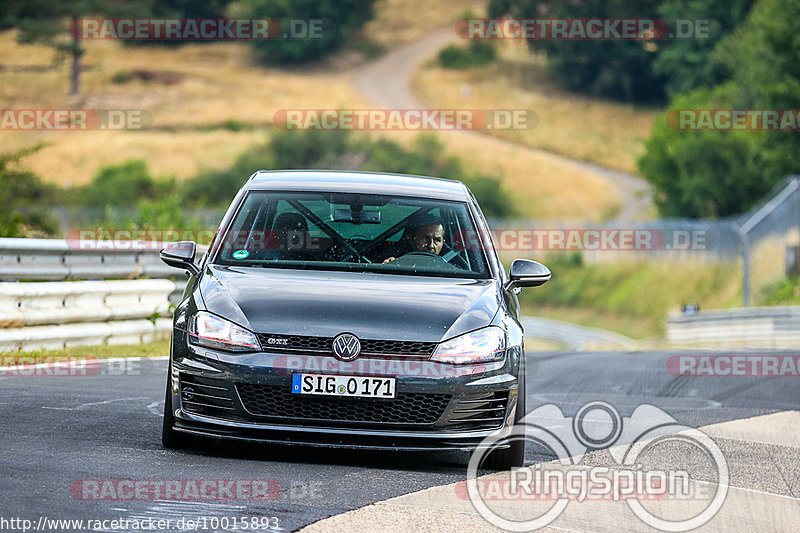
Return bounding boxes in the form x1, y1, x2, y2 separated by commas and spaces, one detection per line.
1, 351, 798, 532
354, 28, 653, 223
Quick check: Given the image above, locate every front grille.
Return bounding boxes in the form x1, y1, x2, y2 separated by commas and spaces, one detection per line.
180, 374, 238, 419
236, 383, 451, 425
256, 333, 437, 357
446, 391, 509, 430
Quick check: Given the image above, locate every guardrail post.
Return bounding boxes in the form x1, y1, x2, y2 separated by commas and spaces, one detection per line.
741, 231, 750, 307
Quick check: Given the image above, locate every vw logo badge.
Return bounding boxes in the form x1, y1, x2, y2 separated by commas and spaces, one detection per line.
332, 333, 361, 361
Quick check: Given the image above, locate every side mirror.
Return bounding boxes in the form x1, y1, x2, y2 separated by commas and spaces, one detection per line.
160, 241, 200, 276
506, 259, 551, 290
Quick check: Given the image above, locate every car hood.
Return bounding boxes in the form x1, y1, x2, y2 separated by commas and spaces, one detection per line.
198, 265, 501, 342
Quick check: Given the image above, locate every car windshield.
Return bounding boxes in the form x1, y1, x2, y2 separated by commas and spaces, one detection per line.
211, 191, 490, 278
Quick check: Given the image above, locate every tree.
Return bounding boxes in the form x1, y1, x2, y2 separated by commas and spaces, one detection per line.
114, 0, 235, 46
6, 0, 234, 94
639, 0, 800, 218
652, 0, 756, 97
639, 85, 764, 218
8, 0, 106, 95
237, 0, 377, 64
488, 0, 665, 103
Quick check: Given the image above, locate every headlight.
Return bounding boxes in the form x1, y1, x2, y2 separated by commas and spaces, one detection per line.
430, 326, 506, 365
188, 312, 260, 352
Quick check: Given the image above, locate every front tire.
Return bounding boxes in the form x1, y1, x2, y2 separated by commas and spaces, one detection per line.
161, 376, 186, 449
483, 363, 526, 470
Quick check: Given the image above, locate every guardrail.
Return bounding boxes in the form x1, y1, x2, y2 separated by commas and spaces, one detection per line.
521, 316, 638, 351
0, 237, 205, 352
667, 306, 800, 349
0, 237, 177, 281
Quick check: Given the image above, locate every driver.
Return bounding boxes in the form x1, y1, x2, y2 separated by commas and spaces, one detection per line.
383, 216, 444, 263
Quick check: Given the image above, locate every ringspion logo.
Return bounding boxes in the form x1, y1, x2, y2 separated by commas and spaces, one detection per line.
466, 402, 728, 531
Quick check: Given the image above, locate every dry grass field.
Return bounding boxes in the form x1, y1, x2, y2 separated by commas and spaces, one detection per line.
363, 0, 484, 47
0, 30, 367, 187
1, 0, 635, 221
412, 40, 659, 175
0, 25, 622, 220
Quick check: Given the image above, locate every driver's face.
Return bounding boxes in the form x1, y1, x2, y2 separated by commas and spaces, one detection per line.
412, 224, 444, 255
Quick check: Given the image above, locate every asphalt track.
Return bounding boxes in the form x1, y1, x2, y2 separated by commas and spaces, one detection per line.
1, 350, 798, 532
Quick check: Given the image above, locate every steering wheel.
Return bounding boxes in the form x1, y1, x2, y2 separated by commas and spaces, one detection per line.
401, 251, 447, 261
339, 234, 374, 263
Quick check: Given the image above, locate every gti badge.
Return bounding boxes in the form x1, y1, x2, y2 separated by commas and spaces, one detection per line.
331, 333, 361, 361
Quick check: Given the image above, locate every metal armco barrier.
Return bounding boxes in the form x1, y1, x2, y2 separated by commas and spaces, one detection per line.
0, 237, 176, 281
0, 238, 202, 352
668, 306, 800, 348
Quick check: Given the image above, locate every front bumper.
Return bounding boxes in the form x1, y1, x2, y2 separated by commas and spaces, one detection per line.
168, 333, 522, 452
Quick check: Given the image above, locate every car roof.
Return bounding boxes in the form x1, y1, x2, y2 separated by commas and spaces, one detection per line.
245, 170, 471, 201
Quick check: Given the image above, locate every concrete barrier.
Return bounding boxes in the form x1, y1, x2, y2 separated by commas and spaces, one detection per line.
0, 279, 177, 328
0, 237, 201, 352
668, 306, 800, 348
0, 319, 173, 352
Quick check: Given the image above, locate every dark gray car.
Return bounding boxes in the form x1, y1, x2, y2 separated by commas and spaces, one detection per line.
159, 170, 550, 468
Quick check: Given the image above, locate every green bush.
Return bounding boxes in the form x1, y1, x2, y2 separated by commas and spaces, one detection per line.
270, 129, 353, 169
238, 0, 378, 64
80, 160, 160, 207
638, 85, 766, 218
362, 134, 514, 218
184, 150, 271, 207
184, 130, 516, 218
0, 146, 59, 237
489, 0, 665, 103
111, 70, 132, 84
437, 41, 496, 69
639, 0, 800, 218
653, 0, 756, 97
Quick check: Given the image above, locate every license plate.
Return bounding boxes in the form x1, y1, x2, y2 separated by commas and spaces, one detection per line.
291, 373, 396, 399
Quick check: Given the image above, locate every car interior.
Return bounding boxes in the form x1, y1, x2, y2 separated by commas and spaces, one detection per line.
215, 192, 486, 275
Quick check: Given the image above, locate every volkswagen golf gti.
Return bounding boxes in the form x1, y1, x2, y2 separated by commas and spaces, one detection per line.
159, 170, 550, 468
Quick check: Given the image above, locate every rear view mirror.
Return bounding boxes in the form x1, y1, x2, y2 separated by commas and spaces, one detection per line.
333, 209, 381, 224
506, 259, 551, 290
160, 241, 200, 276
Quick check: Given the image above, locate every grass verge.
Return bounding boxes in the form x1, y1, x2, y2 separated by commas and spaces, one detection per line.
518, 255, 743, 339
0, 338, 170, 364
